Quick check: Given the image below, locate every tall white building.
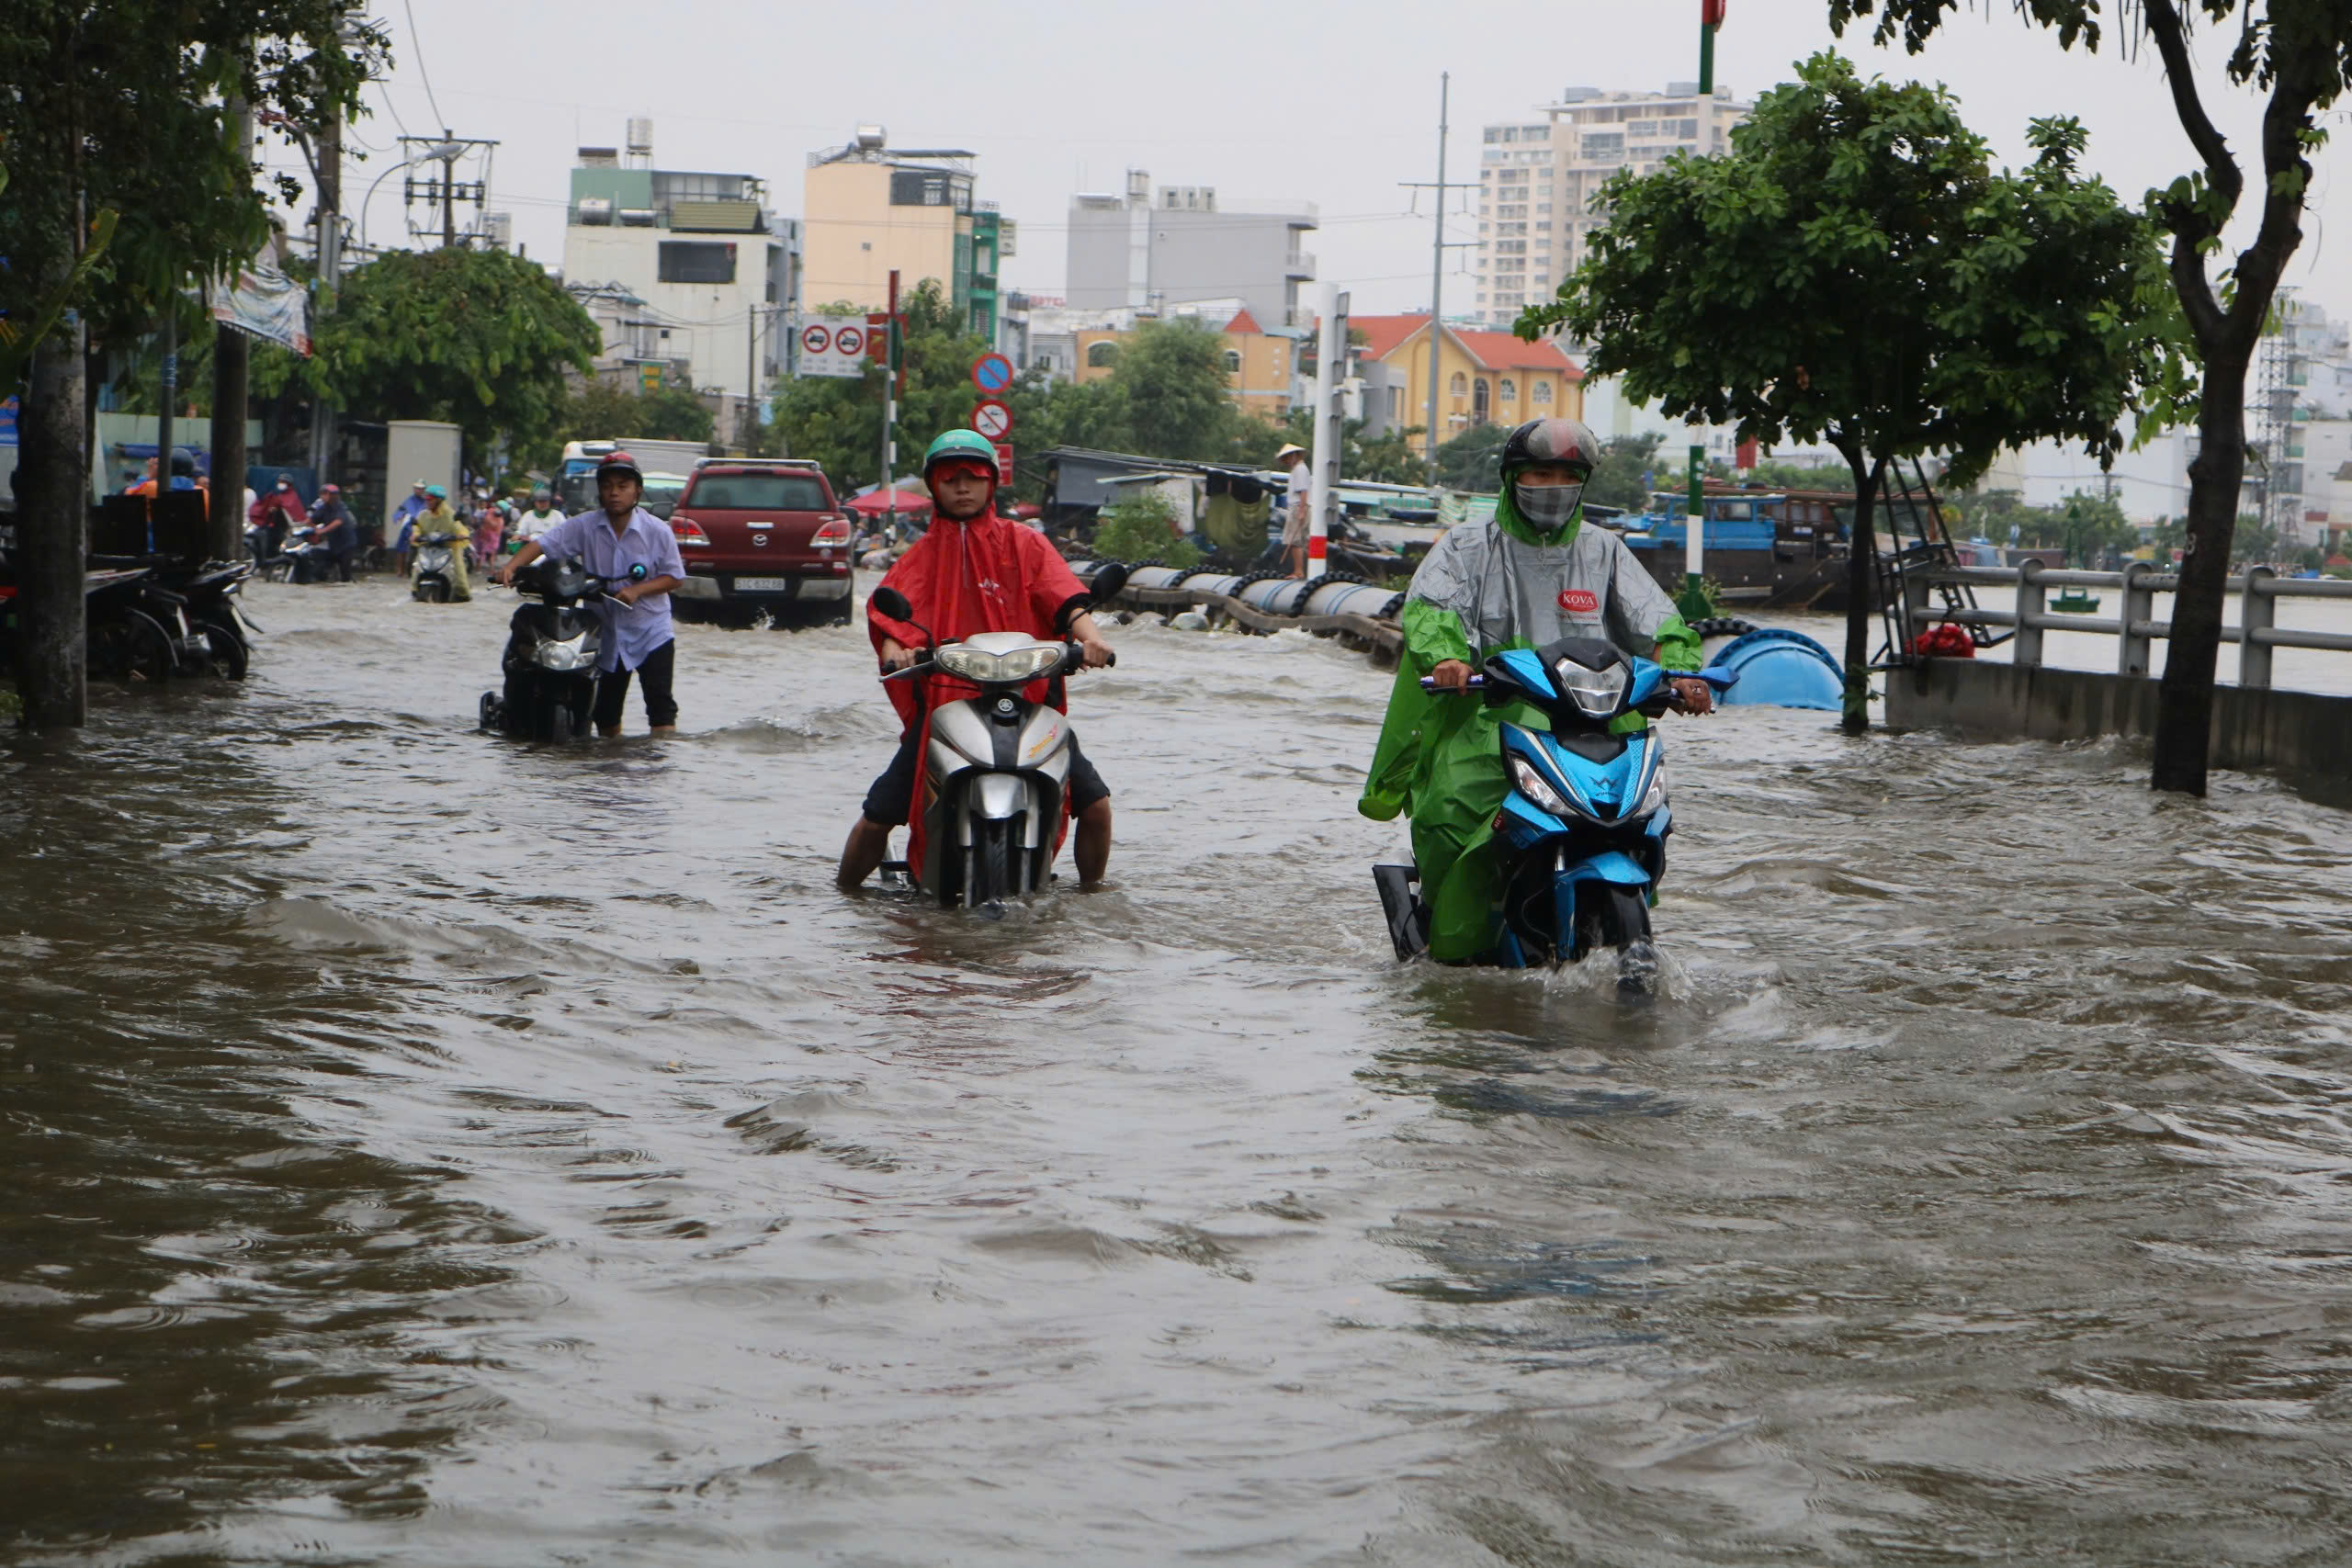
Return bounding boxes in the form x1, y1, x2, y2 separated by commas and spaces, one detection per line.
1065, 170, 1317, 333
1474, 84, 1753, 328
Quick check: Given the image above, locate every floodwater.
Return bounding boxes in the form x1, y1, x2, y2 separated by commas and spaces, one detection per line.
6, 577, 2351, 1566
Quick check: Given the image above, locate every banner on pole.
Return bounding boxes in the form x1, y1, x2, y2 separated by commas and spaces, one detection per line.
796, 314, 870, 378
209, 261, 311, 356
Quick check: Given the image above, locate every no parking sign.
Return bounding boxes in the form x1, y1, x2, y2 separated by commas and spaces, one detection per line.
797, 313, 869, 378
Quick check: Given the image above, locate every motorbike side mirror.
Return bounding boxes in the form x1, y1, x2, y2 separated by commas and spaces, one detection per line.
1086, 562, 1130, 604
870, 585, 914, 622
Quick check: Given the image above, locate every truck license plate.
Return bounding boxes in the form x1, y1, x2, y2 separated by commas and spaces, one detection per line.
731, 577, 791, 593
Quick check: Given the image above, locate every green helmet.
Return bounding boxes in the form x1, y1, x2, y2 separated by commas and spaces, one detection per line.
922, 427, 999, 481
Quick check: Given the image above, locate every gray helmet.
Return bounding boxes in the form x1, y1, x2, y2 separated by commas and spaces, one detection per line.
1498, 417, 1600, 479
168, 446, 197, 478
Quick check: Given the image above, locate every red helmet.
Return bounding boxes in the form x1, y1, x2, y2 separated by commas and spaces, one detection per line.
595, 450, 643, 482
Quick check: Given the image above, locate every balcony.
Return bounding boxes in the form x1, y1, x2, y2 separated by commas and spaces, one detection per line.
1284, 250, 1317, 279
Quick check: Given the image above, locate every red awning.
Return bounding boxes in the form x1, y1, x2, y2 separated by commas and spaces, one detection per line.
845, 485, 934, 517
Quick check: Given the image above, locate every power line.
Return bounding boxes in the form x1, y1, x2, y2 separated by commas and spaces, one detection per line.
399, 0, 446, 128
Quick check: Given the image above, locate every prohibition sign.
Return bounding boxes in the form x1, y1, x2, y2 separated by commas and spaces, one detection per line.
834, 324, 865, 358
971, 399, 1013, 441
971, 352, 1014, 393
800, 323, 832, 356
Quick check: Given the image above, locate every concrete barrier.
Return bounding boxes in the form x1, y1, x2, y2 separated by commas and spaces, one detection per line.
1887, 658, 2352, 799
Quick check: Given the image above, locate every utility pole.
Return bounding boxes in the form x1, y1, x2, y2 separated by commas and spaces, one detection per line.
399, 130, 495, 250
308, 39, 345, 487
210, 91, 254, 562
1398, 73, 1473, 478
1306, 284, 1350, 580
1676, 0, 1729, 625
440, 126, 457, 247
1426, 74, 1447, 471
879, 269, 899, 537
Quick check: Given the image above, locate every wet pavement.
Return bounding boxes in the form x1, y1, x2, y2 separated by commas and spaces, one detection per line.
6, 576, 2351, 1564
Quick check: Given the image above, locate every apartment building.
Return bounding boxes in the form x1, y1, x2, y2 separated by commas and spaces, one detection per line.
802, 126, 1004, 338
1474, 83, 1753, 327
1065, 171, 1317, 334
560, 126, 794, 445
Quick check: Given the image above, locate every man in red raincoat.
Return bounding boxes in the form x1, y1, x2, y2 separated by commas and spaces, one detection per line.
836, 429, 1117, 890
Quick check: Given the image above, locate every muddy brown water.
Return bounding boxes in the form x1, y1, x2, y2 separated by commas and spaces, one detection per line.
6, 578, 2350, 1564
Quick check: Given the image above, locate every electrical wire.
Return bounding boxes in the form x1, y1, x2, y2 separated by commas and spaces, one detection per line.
399, 0, 446, 129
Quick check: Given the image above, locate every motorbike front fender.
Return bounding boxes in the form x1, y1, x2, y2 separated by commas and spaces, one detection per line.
1561, 849, 1651, 888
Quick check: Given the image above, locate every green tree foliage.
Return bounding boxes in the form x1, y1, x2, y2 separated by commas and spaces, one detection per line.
1091, 492, 1201, 569
771, 284, 1302, 497
1521, 52, 2183, 731
1588, 434, 1667, 512
0, 5, 381, 367
1432, 423, 1511, 491
314, 247, 599, 465
566, 376, 715, 448
1828, 0, 2352, 785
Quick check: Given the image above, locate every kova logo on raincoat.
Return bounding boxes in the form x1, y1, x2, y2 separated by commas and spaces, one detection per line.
1558, 588, 1600, 614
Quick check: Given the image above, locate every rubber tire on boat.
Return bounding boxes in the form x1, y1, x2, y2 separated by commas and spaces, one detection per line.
1690, 615, 1758, 640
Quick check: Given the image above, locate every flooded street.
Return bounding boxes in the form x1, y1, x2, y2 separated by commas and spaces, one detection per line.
6, 576, 2352, 1565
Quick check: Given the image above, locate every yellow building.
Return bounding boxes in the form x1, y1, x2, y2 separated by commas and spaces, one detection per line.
1074, 308, 1296, 423
801, 130, 974, 312
1351, 314, 1584, 454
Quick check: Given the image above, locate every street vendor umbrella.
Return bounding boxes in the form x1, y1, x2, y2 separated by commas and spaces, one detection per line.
845, 485, 934, 517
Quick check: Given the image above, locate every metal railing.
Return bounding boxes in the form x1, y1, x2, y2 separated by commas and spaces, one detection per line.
1906, 561, 2352, 688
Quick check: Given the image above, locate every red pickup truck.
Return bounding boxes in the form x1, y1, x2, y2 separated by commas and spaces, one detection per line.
667, 459, 857, 626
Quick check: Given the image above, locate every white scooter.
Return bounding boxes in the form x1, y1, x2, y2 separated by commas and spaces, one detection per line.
869, 564, 1125, 909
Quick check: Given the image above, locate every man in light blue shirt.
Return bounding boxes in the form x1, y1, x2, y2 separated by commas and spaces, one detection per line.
496, 450, 687, 737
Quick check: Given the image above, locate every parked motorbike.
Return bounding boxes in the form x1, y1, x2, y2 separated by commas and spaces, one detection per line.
175, 560, 258, 679
411, 532, 463, 603
479, 555, 605, 742
1374, 636, 1736, 993
85, 568, 214, 684
870, 563, 1126, 909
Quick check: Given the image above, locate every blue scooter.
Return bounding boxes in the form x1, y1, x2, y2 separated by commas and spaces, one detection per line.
1373, 636, 1737, 991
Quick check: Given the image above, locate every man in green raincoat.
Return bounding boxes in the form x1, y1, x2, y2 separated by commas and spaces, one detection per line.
1360, 416, 1713, 962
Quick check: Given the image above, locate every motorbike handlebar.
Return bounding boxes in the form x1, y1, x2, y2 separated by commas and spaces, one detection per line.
880, 643, 1114, 681
1419, 674, 1486, 692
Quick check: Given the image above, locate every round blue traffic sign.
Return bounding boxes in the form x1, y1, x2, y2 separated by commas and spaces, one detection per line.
971, 353, 1014, 393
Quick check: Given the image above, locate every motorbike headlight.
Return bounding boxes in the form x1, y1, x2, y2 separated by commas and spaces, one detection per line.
1555, 658, 1629, 719
537, 635, 589, 671
933, 647, 1004, 682
993, 644, 1065, 681
1507, 754, 1576, 818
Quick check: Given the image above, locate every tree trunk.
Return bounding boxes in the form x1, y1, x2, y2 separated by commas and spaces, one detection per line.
1838, 451, 1886, 735
2150, 348, 2251, 795
209, 325, 250, 561
17, 307, 90, 729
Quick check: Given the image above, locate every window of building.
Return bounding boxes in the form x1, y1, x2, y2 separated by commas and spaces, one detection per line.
1449, 372, 1467, 396
1532, 379, 1553, 404
1473, 378, 1491, 423
1499, 378, 1518, 403
1224, 349, 1242, 373
1087, 341, 1121, 368
658, 241, 737, 285
1496, 240, 1527, 254
1581, 132, 1624, 161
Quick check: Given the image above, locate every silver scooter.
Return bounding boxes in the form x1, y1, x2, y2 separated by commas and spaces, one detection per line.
870, 564, 1125, 909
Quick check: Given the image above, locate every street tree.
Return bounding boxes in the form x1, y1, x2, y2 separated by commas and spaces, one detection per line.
1589, 434, 1668, 512
1520, 52, 2183, 731
315, 247, 597, 470
1432, 423, 1511, 491
1829, 0, 2352, 793
563, 376, 715, 454
1094, 318, 1241, 461
2, 5, 379, 728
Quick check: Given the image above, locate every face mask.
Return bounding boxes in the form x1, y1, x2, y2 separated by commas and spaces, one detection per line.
1513, 480, 1585, 528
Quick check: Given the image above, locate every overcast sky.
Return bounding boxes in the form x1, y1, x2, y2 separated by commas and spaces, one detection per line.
322, 0, 2347, 324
